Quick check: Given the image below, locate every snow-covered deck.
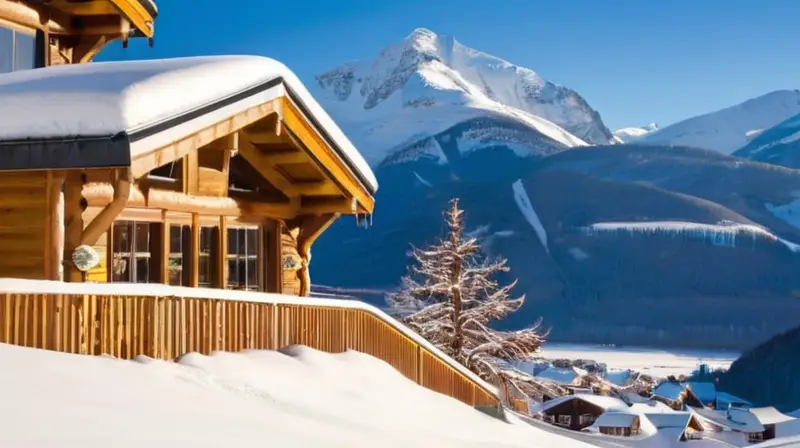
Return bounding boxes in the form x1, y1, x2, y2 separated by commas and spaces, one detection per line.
0, 55, 377, 193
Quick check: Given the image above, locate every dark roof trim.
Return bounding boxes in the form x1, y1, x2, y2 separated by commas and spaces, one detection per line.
0, 77, 376, 196
138, 0, 158, 19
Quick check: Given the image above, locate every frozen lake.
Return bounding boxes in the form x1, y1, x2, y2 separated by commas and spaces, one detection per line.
540, 342, 739, 378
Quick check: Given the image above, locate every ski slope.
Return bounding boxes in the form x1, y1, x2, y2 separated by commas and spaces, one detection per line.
0, 343, 593, 447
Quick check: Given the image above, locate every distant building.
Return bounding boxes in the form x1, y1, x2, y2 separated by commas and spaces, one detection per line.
587, 411, 642, 437
652, 381, 705, 410
690, 405, 797, 444
532, 394, 629, 431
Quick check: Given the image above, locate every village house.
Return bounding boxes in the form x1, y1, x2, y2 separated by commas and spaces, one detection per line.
652, 380, 706, 410
587, 411, 642, 436
532, 394, 630, 431
690, 405, 798, 444
643, 412, 706, 442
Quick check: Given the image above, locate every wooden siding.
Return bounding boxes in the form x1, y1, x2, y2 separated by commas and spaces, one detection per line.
83, 206, 109, 282
0, 172, 55, 279
0, 290, 500, 409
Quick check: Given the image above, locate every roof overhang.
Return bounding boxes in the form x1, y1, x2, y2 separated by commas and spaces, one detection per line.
0, 56, 376, 214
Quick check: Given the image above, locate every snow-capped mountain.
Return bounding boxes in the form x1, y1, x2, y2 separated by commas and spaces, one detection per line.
612, 123, 658, 143
313, 28, 613, 165
635, 90, 800, 154
734, 112, 800, 169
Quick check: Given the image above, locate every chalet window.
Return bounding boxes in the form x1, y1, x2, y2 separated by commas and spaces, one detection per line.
556, 415, 571, 426
0, 25, 34, 74
579, 414, 596, 426
112, 221, 156, 283
226, 227, 260, 291
168, 224, 192, 286
198, 226, 219, 287
747, 432, 764, 443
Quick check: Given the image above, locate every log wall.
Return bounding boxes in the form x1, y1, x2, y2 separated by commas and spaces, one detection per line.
0, 172, 59, 280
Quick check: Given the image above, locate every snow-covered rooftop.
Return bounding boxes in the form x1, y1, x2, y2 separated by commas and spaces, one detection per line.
0, 55, 377, 193
653, 382, 686, 401
590, 411, 639, 428
750, 407, 796, 425
531, 393, 629, 415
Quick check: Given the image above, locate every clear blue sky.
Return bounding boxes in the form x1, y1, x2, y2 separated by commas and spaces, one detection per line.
98, 0, 798, 131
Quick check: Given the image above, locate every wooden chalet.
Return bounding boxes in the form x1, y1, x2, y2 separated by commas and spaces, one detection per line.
0, 55, 377, 296
0, 0, 156, 69
535, 394, 630, 431
589, 411, 641, 437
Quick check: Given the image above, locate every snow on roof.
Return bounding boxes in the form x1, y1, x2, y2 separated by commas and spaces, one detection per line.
716, 391, 751, 406
653, 382, 686, 401
687, 382, 717, 404
750, 407, 796, 425
0, 278, 490, 395
534, 367, 580, 385
691, 406, 765, 433
591, 411, 639, 428
642, 412, 694, 430
0, 55, 377, 194
532, 393, 629, 414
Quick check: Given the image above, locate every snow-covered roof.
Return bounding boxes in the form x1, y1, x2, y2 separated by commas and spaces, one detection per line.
750, 407, 796, 425
642, 412, 695, 430
0, 55, 377, 194
691, 406, 765, 433
687, 382, 717, 404
532, 393, 629, 414
653, 382, 686, 401
590, 411, 639, 428
534, 367, 580, 385
716, 391, 751, 407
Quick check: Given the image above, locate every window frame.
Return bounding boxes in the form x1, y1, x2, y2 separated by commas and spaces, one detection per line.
0, 19, 36, 74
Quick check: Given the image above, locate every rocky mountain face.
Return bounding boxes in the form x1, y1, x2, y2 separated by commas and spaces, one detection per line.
312, 28, 612, 166
310, 29, 800, 351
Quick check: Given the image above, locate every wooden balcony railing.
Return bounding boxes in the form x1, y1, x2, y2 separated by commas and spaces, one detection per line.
0, 279, 500, 409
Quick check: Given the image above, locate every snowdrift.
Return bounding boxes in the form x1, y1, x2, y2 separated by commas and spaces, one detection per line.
0, 343, 592, 447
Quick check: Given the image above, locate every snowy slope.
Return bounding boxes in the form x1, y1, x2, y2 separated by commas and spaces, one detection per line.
613, 123, 658, 143
0, 343, 593, 448
733, 112, 800, 168
636, 90, 800, 154
313, 28, 610, 165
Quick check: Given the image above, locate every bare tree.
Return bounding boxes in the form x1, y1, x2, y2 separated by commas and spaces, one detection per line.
388, 198, 547, 380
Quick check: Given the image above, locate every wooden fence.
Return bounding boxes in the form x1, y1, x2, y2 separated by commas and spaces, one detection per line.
0, 280, 500, 409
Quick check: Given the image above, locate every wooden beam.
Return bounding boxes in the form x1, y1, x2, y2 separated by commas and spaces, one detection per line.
280, 98, 375, 214
238, 136, 297, 196
246, 131, 286, 145
83, 182, 146, 207
295, 214, 340, 296
147, 188, 298, 219
73, 35, 108, 63
190, 213, 199, 287
44, 172, 65, 280
51, 1, 118, 15
182, 152, 199, 195
130, 99, 281, 178
108, 0, 154, 37
63, 172, 84, 282
261, 150, 309, 165
81, 169, 132, 247
300, 198, 356, 215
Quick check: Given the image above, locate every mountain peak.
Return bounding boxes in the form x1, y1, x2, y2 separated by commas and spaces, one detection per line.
314, 28, 614, 159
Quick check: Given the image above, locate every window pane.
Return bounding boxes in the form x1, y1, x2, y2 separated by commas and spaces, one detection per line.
13, 31, 34, 71
135, 257, 150, 283
227, 258, 238, 289
246, 258, 258, 290
112, 222, 133, 282
0, 27, 12, 74
135, 223, 150, 253
227, 227, 239, 255
246, 229, 258, 255
168, 225, 188, 286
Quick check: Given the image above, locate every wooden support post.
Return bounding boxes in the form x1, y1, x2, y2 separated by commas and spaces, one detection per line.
63, 172, 84, 282
45, 172, 65, 280
294, 214, 339, 296
190, 214, 199, 287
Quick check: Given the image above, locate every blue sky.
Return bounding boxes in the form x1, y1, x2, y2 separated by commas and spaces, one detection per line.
99, 0, 798, 131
